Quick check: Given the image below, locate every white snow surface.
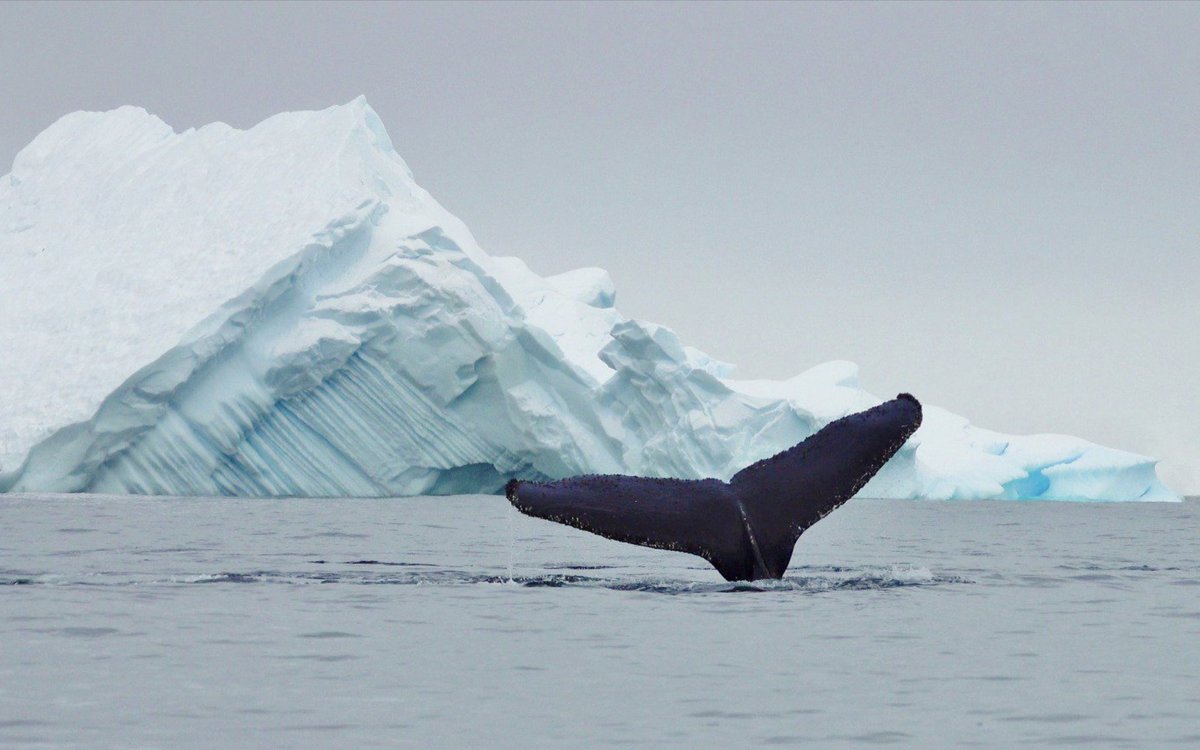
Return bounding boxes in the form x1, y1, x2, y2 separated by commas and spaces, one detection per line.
0, 101, 1178, 501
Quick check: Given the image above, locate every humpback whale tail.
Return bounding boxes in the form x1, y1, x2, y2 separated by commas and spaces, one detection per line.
506, 393, 923, 581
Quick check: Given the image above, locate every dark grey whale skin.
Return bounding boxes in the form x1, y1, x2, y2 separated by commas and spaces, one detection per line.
506, 394, 923, 581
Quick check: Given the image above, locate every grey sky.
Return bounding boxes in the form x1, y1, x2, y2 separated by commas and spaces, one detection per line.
2, 1, 1197, 493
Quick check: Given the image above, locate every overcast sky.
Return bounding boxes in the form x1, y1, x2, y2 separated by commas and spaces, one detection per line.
2, 1, 1197, 493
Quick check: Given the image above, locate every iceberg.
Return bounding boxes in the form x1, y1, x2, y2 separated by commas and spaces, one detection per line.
0, 100, 1178, 501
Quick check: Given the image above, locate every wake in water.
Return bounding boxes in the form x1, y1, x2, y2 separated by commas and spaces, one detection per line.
1, 563, 970, 594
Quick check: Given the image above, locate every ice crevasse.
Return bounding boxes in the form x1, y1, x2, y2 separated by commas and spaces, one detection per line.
0, 99, 1178, 501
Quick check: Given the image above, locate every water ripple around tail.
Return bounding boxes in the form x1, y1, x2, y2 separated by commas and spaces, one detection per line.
2, 565, 970, 594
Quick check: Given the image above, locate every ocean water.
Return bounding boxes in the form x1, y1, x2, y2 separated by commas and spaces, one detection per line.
3, 494, 1199, 749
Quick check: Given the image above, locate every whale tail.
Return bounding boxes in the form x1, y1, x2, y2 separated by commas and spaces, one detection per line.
507, 394, 923, 581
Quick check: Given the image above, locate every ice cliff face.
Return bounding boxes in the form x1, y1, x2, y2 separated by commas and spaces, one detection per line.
0, 100, 1178, 501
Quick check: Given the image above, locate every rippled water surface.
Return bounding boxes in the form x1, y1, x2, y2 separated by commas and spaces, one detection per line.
3, 494, 1200, 748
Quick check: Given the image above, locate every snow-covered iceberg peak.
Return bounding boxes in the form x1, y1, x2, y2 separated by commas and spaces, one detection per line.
0, 98, 463, 468
0, 101, 1179, 501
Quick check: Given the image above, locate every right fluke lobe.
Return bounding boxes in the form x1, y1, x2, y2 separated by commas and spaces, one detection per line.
507, 394, 923, 581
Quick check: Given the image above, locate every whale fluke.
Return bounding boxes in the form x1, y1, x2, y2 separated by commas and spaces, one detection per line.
506, 394, 923, 581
